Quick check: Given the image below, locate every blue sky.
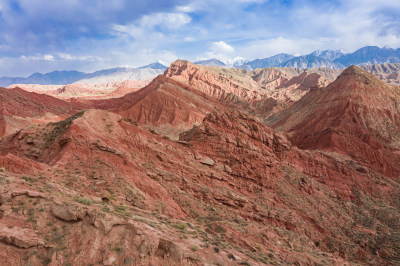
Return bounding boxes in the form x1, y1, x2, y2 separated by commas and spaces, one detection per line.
0, 0, 399, 76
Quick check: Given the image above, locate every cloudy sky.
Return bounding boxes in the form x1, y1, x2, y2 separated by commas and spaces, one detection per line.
0, 0, 399, 76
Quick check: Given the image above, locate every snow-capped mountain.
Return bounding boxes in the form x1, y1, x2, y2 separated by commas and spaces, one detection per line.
239, 54, 295, 70
223, 57, 248, 67
310, 49, 345, 61
280, 54, 344, 69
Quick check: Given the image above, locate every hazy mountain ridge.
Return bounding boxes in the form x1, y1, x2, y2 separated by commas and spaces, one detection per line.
0, 62, 168, 87
74, 67, 165, 84
194, 59, 226, 67
334, 46, 400, 66
0, 70, 86, 87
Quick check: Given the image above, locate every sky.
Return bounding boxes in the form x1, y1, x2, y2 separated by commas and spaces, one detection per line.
0, 0, 399, 76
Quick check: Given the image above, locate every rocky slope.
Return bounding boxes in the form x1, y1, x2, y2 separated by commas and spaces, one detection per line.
90, 75, 218, 139
0, 107, 399, 265
267, 66, 400, 177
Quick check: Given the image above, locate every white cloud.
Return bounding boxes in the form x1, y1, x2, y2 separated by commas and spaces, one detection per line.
114, 12, 191, 36
184, 37, 195, 42
1, 0, 400, 76
146, 12, 191, 29
211, 41, 235, 53
107, 48, 178, 68
57, 53, 102, 62
176, 5, 195, 13
20, 54, 55, 61
112, 11, 191, 46
176, 0, 267, 13
43, 54, 55, 61
236, 0, 268, 3
236, 37, 327, 59
198, 41, 236, 61
58, 53, 74, 60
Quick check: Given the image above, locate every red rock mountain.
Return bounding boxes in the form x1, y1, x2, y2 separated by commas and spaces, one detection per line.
90, 75, 218, 137
165, 60, 338, 118
0, 63, 399, 265
0, 87, 83, 137
267, 66, 400, 177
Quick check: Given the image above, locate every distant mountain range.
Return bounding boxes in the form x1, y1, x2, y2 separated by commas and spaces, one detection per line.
2, 46, 400, 86
0, 62, 168, 87
196, 46, 400, 70
240, 53, 294, 70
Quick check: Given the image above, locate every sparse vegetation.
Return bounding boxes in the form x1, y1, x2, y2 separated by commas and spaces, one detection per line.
123, 257, 134, 264
74, 197, 93, 205
174, 223, 187, 231
114, 204, 131, 218
111, 245, 124, 253
22, 175, 35, 183
47, 110, 86, 145
228, 253, 236, 260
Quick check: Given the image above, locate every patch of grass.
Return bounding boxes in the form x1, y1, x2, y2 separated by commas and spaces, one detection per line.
102, 205, 111, 212
27, 208, 37, 224
123, 257, 134, 264
113, 204, 131, 218
38, 254, 52, 265
11, 206, 20, 213
106, 123, 113, 133
174, 223, 187, 231
74, 197, 93, 206
111, 245, 124, 253
47, 111, 85, 145
22, 175, 35, 183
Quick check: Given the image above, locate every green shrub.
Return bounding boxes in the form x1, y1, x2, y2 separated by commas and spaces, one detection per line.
74, 197, 93, 205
